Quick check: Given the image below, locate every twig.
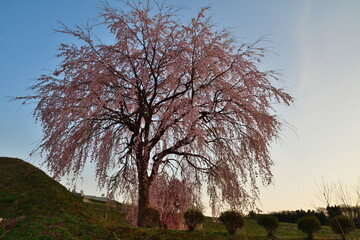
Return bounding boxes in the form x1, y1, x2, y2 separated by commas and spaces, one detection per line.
113, 232, 121, 240
0, 230, 10, 239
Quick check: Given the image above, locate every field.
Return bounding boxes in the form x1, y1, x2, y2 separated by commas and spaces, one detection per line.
1, 157, 360, 240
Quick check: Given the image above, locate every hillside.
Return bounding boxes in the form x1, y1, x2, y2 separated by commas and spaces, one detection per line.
0, 157, 120, 240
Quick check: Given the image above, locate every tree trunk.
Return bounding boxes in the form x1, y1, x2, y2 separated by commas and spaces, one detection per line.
137, 175, 150, 227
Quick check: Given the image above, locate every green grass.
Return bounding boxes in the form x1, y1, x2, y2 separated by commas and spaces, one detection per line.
2, 156, 360, 240
202, 217, 360, 239
83, 199, 127, 224
0, 157, 113, 239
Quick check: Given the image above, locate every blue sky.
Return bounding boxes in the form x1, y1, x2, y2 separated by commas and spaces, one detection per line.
1, 0, 360, 214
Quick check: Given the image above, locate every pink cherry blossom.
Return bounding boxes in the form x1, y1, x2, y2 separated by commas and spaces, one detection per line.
18, 1, 292, 226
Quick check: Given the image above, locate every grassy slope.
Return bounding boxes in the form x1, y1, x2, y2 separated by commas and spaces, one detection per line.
2, 156, 360, 240
0, 157, 118, 240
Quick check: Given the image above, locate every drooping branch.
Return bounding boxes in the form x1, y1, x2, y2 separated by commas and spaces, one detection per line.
18, 1, 292, 224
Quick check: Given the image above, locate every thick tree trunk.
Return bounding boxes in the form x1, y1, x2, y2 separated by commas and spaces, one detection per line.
137, 174, 151, 227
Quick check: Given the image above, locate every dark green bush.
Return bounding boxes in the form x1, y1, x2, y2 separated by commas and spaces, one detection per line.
329, 215, 355, 240
247, 210, 257, 220
143, 207, 160, 228
297, 215, 321, 239
183, 208, 205, 231
257, 215, 279, 237
219, 210, 244, 235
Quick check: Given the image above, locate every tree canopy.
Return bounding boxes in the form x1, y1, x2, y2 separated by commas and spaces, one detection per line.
19, 1, 292, 226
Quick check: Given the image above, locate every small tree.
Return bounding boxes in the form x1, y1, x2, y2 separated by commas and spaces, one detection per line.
219, 210, 244, 235
183, 208, 205, 231
329, 215, 355, 240
297, 216, 321, 240
150, 173, 201, 229
257, 215, 279, 237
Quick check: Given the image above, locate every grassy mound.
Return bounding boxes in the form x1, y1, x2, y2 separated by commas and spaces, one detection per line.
0, 157, 117, 239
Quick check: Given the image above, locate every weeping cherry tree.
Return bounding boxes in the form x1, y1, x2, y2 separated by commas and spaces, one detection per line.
19, 1, 292, 226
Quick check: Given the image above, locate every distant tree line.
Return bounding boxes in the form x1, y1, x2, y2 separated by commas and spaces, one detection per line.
261, 210, 328, 225
270, 210, 328, 225
249, 205, 360, 228
327, 205, 360, 228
